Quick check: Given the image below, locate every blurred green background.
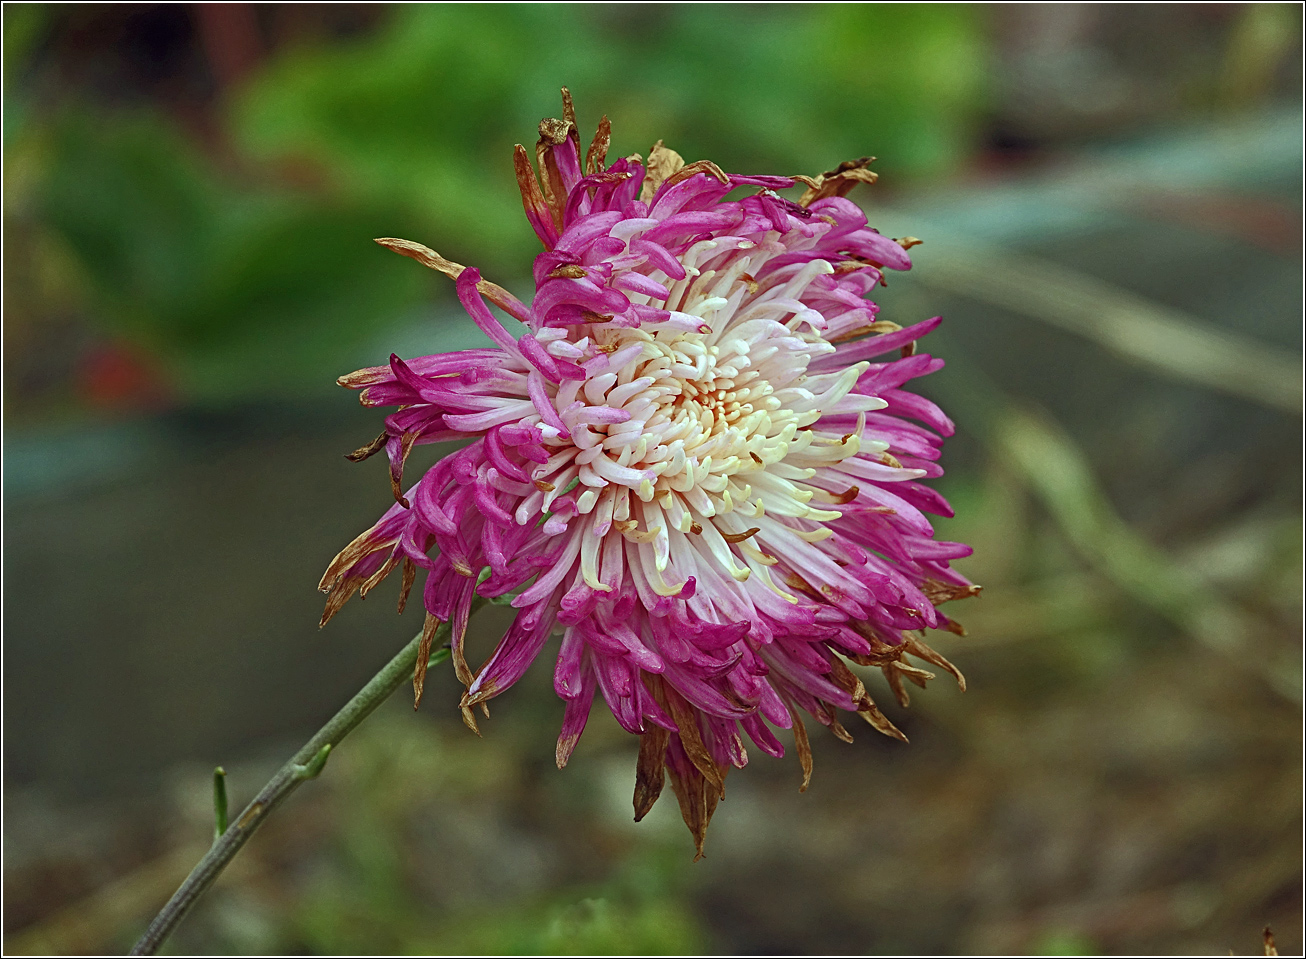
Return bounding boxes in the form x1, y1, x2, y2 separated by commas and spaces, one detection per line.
3, 3, 1301, 955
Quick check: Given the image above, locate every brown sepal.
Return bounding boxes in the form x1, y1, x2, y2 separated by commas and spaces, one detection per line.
459, 703, 481, 736
318, 579, 356, 628
461, 680, 497, 713
375, 236, 462, 280
413, 613, 441, 710
345, 431, 387, 462
633, 726, 671, 821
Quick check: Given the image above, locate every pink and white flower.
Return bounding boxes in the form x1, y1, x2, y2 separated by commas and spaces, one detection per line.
321, 92, 978, 855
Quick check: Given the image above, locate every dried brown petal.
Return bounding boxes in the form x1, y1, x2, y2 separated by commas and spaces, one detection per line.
883, 661, 911, 708
359, 553, 401, 599
548, 264, 589, 279
784, 699, 814, 792
903, 633, 967, 692
921, 579, 984, 605
648, 676, 724, 797
640, 140, 686, 204
397, 557, 416, 615
413, 613, 441, 710
797, 157, 878, 206
345, 431, 387, 463
664, 752, 724, 861
560, 86, 577, 131
661, 158, 729, 191
857, 699, 909, 742
586, 115, 611, 176
374, 237, 524, 317
336, 366, 391, 389
633, 727, 670, 821
389, 430, 419, 508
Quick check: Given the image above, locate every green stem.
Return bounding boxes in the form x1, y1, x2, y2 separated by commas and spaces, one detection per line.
130, 610, 471, 956
212, 767, 227, 839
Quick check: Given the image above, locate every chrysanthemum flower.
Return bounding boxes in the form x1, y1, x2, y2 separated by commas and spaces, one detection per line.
321, 91, 978, 856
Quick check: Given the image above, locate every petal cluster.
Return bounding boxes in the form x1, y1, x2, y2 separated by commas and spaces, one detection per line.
321, 92, 977, 855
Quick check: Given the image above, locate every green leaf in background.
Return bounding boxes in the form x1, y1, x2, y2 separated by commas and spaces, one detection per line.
231, 4, 986, 272
36, 110, 435, 400
11, 4, 985, 407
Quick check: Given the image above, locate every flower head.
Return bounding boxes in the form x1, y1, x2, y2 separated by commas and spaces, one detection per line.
321, 91, 978, 856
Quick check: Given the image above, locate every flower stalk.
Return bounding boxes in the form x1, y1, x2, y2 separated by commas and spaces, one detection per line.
129, 616, 469, 956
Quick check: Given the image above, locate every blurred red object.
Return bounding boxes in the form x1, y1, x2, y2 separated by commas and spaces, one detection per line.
79, 342, 173, 412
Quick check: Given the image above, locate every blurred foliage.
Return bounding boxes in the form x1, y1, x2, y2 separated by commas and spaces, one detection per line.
3, 3, 984, 406
2, 5, 1299, 956
149, 708, 710, 956
10, 107, 433, 401
232, 4, 984, 272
